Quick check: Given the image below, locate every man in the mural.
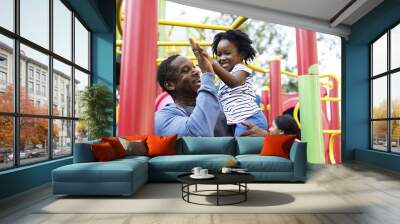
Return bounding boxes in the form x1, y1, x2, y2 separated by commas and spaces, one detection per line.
154, 39, 267, 137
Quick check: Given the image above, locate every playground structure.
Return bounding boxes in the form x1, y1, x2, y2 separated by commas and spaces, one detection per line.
116, 0, 341, 164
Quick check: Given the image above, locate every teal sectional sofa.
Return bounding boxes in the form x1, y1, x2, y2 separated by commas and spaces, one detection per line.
52, 137, 307, 196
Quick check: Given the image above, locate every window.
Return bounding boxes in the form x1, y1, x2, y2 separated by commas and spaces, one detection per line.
370, 23, 400, 154
35, 70, 41, 81
28, 67, 34, 80
0, 0, 14, 32
53, 0, 72, 60
41, 73, 46, 82
20, 0, 49, 49
42, 85, 46, 97
0, 54, 7, 86
74, 69, 89, 119
0, 0, 91, 170
28, 81, 34, 94
0, 54, 7, 67
0, 71, 6, 85
53, 59, 72, 117
74, 18, 89, 70
0, 35, 14, 113
36, 83, 40, 95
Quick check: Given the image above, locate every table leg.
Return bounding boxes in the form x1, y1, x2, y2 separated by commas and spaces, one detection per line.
217, 184, 219, 206
245, 183, 247, 201
195, 184, 197, 192
187, 184, 190, 202
181, 184, 183, 200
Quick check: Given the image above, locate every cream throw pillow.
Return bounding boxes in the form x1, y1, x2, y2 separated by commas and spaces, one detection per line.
118, 137, 147, 156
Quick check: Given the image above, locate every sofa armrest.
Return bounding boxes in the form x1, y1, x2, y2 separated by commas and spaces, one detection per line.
73, 140, 100, 163
289, 141, 307, 181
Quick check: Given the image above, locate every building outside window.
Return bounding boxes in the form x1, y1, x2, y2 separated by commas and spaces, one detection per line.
28, 66, 34, 80
41, 85, 46, 97
35, 83, 40, 95
41, 73, 46, 83
0, 0, 91, 170
0, 54, 7, 88
28, 81, 34, 94
0, 71, 6, 85
35, 70, 40, 81
370, 23, 400, 154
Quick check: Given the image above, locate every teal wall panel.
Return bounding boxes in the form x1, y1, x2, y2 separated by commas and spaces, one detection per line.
92, 32, 116, 136
343, 0, 400, 171
355, 149, 400, 172
0, 158, 72, 199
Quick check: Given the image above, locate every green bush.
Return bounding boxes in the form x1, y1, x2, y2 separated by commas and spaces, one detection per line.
79, 84, 114, 140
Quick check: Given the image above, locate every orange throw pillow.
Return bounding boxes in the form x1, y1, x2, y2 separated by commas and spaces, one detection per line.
91, 142, 117, 161
123, 135, 148, 149
260, 135, 296, 159
101, 137, 127, 158
146, 135, 177, 157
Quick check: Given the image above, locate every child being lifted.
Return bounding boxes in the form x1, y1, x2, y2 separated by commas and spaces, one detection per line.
190, 29, 268, 136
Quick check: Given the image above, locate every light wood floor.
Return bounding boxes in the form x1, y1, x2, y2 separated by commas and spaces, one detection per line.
1, 162, 400, 224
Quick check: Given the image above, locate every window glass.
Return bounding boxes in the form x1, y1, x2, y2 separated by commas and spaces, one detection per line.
74, 69, 89, 118
0, 0, 14, 31
20, 0, 49, 49
391, 120, 400, 153
20, 117, 49, 165
372, 121, 388, 151
0, 0, 93, 168
53, 119, 72, 157
0, 116, 14, 170
391, 24, 400, 70
53, 0, 72, 60
372, 34, 387, 76
372, 77, 387, 119
0, 35, 14, 113
53, 59, 72, 117
391, 72, 400, 118
74, 18, 89, 70
75, 120, 88, 143
20, 44, 49, 115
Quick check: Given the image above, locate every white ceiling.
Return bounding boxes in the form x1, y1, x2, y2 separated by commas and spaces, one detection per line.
169, 0, 384, 37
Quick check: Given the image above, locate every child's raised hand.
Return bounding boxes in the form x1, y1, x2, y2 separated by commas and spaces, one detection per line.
189, 38, 214, 73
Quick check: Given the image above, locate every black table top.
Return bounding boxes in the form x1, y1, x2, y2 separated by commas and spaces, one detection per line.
177, 172, 255, 185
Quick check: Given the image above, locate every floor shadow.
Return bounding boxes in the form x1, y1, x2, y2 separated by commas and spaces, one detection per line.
203, 190, 295, 207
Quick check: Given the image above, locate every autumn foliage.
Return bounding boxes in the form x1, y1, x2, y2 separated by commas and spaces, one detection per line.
0, 85, 59, 150
372, 99, 400, 140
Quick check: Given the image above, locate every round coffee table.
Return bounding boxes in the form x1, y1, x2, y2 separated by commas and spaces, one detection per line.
177, 173, 255, 206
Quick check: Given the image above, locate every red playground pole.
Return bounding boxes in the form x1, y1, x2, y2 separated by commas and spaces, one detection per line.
269, 57, 282, 124
118, 0, 158, 135
295, 29, 318, 76
261, 87, 270, 126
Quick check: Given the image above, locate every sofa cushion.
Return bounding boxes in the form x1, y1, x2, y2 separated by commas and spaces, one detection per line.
260, 135, 296, 159
91, 142, 118, 161
101, 137, 127, 158
235, 137, 264, 155
118, 137, 147, 156
236, 155, 293, 172
73, 139, 100, 163
148, 154, 235, 172
115, 155, 150, 163
178, 137, 235, 155
52, 159, 147, 183
147, 135, 177, 157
